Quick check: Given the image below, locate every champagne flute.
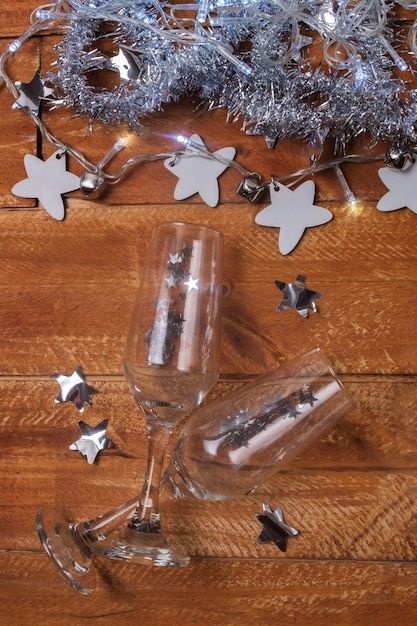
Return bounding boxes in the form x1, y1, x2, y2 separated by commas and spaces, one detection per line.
37, 348, 353, 594
36, 221, 223, 590
162, 347, 354, 500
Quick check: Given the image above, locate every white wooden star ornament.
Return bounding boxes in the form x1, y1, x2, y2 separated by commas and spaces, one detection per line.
12, 151, 80, 220
255, 179, 333, 254
164, 134, 236, 207
377, 158, 417, 213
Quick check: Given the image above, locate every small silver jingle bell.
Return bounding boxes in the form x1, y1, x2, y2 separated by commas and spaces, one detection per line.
236, 174, 267, 203
80, 171, 106, 198
384, 144, 414, 171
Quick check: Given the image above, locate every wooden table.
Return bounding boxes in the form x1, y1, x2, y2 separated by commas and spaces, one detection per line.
1, 3, 416, 624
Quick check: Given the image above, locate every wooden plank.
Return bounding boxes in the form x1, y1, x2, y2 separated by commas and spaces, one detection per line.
0, 203, 416, 375
0, 38, 39, 208
0, 278, 414, 375
2, 468, 417, 561
1, 378, 417, 561
0, 3, 41, 37
1, 203, 416, 285
1, 553, 417, 626
38, 102, 390, 205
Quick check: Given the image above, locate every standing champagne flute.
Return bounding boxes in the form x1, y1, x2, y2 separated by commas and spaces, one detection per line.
113, 221, 223, 564
36, 222, 223, 591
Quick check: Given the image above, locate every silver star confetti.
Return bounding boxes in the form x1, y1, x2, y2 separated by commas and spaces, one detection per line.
54, 367, 97, 412
275, 274, 322, 317
69, 419, 112, 464
256, 503, 299, 552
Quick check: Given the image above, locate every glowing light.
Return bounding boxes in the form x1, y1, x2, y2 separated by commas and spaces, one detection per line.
334, 164, 356, 206
197, 0, 209, 23
395, 57, 408, 72
36, 10, 51, 19
176, 134, 190, 146
348, 200, 364, 217
97, 138, 127, 169
8, 39, 22, 53
380, 36, 408, 72
115, 137, 128, 149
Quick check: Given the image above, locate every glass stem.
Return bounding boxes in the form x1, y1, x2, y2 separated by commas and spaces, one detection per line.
74, 498, 138, 554
128, 418, 172, 534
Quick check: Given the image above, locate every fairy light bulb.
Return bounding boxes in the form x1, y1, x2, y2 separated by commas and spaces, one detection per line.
334, 164, 356, 206
353, 54, 366, 87
36, 10, 52, 19
97, 137, 127, 169
175, 135, 210, 158
379, 35, 408, 71
217, 45, 252, 75
8, 39, 22, 53
196, 0, 209, 23
176, 134, 190, 146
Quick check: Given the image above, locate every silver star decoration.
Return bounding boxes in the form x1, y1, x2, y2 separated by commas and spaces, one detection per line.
169, 253, 182, 264
275, 274, 322, 317
165, 274, 179, 288
110, 46, 143, 81
256, 503, 299, 552
12, 71, 54, 114
164, 134, 236, 207
69, 419, 112, 464
377, 159, 417, 213
54, 367, 97, 412
246, 124, 279, 149
255, 180, 333, 254
184, 275, 199, 292
11, 151, 80, 220
298, 384, 318, 407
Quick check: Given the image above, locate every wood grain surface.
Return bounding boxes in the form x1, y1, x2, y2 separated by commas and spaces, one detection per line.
1, 3, 417, 625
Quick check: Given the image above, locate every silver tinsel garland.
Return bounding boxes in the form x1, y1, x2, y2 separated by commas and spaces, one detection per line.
41, 0, 417, 150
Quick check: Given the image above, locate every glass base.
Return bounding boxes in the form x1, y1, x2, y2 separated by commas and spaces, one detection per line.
103, 526, 190, 567
35, 509, 96, 595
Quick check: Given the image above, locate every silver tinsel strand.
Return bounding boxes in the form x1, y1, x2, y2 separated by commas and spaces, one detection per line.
16, 1, 417, 149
